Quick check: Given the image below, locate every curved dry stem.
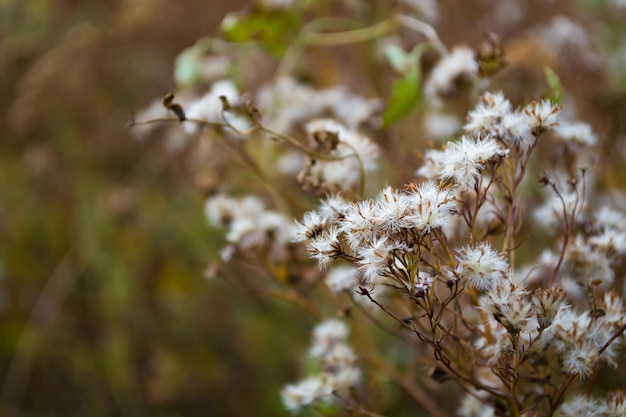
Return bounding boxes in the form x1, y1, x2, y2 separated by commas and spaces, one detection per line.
394, 15, 448, 56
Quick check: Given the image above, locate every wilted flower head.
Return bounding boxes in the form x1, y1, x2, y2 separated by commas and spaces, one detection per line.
425, 46, 479, 105
464, 91, 512, 135
298, 119, 379, 193
438, 135, 502, 190
523, 99, 561, 133
558, 395, 607, 417
326, 266, 359, 294
457, 242, 509, 290
281, 377, 330, 412
554, 120, 597, 146
405, 181, 456, 232
184, 80, 247, 135
310, 319, 350, 357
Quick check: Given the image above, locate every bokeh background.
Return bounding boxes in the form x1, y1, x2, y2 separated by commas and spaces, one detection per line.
2, 0, 626, 416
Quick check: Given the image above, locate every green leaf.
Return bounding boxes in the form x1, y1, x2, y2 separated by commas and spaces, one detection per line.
383, 44, 428, 127
385, 44, 413, 73
544, 67, 564, 104
383, 69, 420, 127
221, 9, 300, 56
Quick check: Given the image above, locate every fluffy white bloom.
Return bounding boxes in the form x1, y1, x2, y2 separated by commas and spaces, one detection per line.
540, 16, 590, 52
375, 186, 412, 232
318, 194, 351, 222
308, 227, 342, 270
326, 266, 359, 293
256, 77, 379, 133
405, 181, 456, 232
532, 287, 567, 329
356, 238, 395, 284
305, 119, 379, 170
523, 99, 561, 131
500, 111, 534, 146
595, 206, 626, 231
554, 121, 597, 146
561, 235, 615, 287
184, 80, 249, 135
589, 228, 626, 255
206, 194, 293, 261
558, 395, 607, 417
310, 319, 350, 357
323, 343, 357, 368
600, 292, 626, 327
281, 377, 330, 412
282, 318, 361, 413
424, 46, 479, 105
438, 136, 502, 190
276, 150, 305, 176
562, 343, 599, 379
326, 366, 362, 391
545, 308, 591, 351
293, 211, 328, 242
539, 306, 622, 379
457, 393, 495, 417
484, 281, 536, 334
413, 271, 434, 294
342, 200, 382, 250
300, 119, 379, 193
605, 391, 626, 417
533, 189, 581, 230
457, 242, 509, 291
464, 91, 512, 136
415, 148, 446, 180
474, 314, 510, 364
205, 194, 240, 227
325, 90, 381, 129
465, 91, 560, 147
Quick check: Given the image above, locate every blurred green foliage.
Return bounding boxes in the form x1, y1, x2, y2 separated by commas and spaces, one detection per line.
0, 1, 313, 416
383, 44, 427, 127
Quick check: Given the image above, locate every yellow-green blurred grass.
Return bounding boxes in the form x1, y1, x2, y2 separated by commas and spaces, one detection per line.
0, 1, 313, 416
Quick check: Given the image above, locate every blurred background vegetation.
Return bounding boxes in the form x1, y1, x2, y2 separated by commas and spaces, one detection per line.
0, 1, 313, 416
2, 0, 626, 416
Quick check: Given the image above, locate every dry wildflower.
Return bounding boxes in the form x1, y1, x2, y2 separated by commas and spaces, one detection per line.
299, 119, 379, 193
134, 7, 626, 415
283, 319, 361, 412
464, 91, 513, 136
523, 99, 561, 133
281, 377, 331, 411
457, 242, 509, 291
438, 135, 502, 190
554, 120, 598, 146
425, 46, 479, 104
558, 395, 607, 417
533, 287, 567, 329
310, 319, 350, 357
326, 266, 359, 293
308, 226, 342, 270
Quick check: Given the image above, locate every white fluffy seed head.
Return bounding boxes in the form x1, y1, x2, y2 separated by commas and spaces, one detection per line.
438, 135, 502, 190
457, 242, 509, 290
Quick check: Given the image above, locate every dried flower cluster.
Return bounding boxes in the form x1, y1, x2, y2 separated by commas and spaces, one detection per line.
132, 2, 626, 416
281, 319, 361, 411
